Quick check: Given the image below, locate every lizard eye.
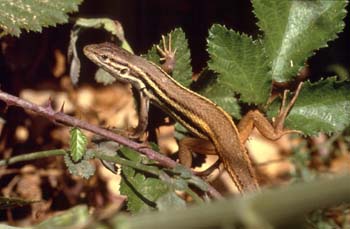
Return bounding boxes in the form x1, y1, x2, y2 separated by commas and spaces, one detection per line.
101, 54, 108, 61
120, 68, 129, 75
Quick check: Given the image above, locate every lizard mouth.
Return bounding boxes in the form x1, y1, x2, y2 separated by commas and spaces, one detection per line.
83, 44, 99, 64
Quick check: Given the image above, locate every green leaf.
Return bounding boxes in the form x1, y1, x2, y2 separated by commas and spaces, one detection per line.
64, 149, 95, 179
69, 127, 88, 162
188, 176, 210, 192
119, 147, 169, 213
289, 141, 316, 183
0, 0, 83, 37
75, 18, 133, 52
267, 78, 350, 136
172, 164, 192, 179
253, 0, 347, 82
68, 28, 81, 85
36, 205, 89, 228
207, 24, 271, 105
156, 191, 186, 211
145, 28, 192, 87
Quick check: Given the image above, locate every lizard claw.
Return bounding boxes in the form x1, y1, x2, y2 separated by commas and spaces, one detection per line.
274, 82, 303, 131
156, 34, 176, 73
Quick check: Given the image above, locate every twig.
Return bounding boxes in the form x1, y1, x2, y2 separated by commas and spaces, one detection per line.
0, 90, 221, 198
0, 148, 204, 203
0, 149, 66, 166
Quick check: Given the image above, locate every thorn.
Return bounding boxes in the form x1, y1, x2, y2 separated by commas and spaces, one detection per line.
59, 101, 65, 113
43, 97, 54, 110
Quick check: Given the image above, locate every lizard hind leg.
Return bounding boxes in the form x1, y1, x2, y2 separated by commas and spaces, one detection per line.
238, 82, 304, 143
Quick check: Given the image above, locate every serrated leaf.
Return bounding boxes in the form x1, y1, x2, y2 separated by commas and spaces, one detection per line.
145, 28, 192, 87
64, 150, 95, 179
156, 191, 186, 211
253, 0, 347, 82
207, 24, 271, 104
194, 69, 241, 118
0, 0, 83, 37
120, 147, 169, 213
119, 146, 142, 163
120, 167, 169, 213
69, 127, 88, 162
267, 78, 350, 136
119, 147, 169, 213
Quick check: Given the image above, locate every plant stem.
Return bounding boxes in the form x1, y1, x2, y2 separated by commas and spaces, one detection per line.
0, 149, 66, 166
0, 90, 221, 198
95, 151, 163, 177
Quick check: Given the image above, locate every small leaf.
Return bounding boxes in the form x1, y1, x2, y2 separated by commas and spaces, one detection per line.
95, 140, 120, 156
172, 164, 192, 179
207, 24, 271, 104
172, 178, 188, 191
95, 140, 121, 173
68, 28, 81, 84
145, 28, 192, 87
289, 142, 316, 183
253, 0, 347, 82
267, 78, 350, 135
156, 191, 186, 211
64, 149, 95, 179
75, 18, 133, 52
188, 176, 210, 192
69, 127, 88, 162
0, 0, 83, 37
119, 147, 169, 213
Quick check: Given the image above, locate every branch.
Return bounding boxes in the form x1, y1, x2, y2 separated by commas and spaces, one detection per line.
0, 90, 221, 198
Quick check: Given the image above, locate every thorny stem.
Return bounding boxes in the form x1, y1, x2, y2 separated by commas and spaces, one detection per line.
0, 90, 221, 199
